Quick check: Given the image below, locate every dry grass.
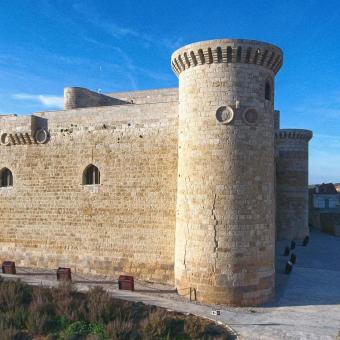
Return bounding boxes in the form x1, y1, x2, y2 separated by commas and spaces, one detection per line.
0, 276, 233, 339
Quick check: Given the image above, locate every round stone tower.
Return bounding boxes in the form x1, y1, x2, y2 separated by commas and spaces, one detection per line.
276, 129, 313, 241
171, 39, 283, 306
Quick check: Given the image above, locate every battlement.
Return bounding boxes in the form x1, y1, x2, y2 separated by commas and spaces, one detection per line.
171, 39, 283, 76
276, 129, 313, 142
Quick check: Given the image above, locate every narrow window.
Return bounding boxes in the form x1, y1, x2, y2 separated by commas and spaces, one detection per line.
265, 82, 271, 100
178, 55, 186, 70
190, 51, 198, 66
207, 48, 213, 63
267, 52, 275, 67
271, 55, 281, 71
260, 50, 268, 65
216, 47, 223, 62
245, 47, 252, 63
236, 46, 242, 62
83, 164, 100, 185
253, 49, 260, 64
198, 49, 205, 64
172, 61, 180, 74
174, 59, 182, 73
227, 46, 232, 63
183, 52, 190, 67
0, 168, 13, 187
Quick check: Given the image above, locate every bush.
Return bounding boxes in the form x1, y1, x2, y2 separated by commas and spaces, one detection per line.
106, 316, 134, 339
0, 280, 32, 313
62, 320, 91, 338
140, 310, 171, 339
25, 286, 56, 335
60, 320, 106, 340
0, 279, 232, 339
0, 305, 27, 330
51, 283, 76, 321
86, 286, 115, 324
184, 316, 206, 338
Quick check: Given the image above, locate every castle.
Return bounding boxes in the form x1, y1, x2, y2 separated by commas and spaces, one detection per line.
0, 39, 312, 306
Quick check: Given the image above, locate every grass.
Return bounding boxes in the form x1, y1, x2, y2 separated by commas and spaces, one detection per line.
0, 276, 233, 339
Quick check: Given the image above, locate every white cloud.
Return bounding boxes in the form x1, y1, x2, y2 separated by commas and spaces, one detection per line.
72, 2, 141, 39
72, 2, 183, 51
13, 93, 64, 109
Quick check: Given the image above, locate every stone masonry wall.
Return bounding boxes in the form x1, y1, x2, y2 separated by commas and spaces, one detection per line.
172, 39, 282, 305
0, 101, 178, 283
276, 129, 312, 241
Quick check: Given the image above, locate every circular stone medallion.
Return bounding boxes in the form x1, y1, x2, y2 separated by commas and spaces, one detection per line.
216, 106, 234, 124
0, 133, 10, 146
35, 128, 48, 144
243, 108, 258, 125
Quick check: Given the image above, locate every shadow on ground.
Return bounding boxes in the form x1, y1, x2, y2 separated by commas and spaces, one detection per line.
264, 230, 340, 307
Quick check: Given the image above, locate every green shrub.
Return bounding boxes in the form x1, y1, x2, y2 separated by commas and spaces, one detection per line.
63, 320, 90, 337
59, 320, 106, 340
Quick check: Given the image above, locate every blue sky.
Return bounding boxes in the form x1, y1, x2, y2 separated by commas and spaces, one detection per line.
0, 0, 339, 184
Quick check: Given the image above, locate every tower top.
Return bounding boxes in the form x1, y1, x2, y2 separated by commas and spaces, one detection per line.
171, 38, 283, 76
276, 129, 313, 143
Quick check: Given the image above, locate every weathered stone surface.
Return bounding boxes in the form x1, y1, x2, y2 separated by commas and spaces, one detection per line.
172, 39, 282, 305
0, 102, 178, 283
276, 129, 313, 241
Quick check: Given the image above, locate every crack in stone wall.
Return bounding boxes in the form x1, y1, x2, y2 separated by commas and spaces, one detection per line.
212, 193, 218, 272
212, 193, 218, 253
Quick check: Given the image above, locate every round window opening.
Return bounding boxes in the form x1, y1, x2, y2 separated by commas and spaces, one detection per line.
243, 109, 258, 124
216, 106, 234, 124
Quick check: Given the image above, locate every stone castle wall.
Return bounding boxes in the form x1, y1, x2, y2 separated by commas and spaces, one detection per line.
0, 38, 313, 306
0, 99, 178, 283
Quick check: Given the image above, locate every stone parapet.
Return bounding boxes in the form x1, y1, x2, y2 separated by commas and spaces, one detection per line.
171, 39, 283, 76
64, 87, 130, 109
276, 129, 313, 143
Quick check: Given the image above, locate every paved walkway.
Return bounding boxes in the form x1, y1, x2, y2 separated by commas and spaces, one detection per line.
2, 230, 340, 339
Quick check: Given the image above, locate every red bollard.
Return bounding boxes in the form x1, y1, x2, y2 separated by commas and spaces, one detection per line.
2, 261, 16, 274
118, 275, 134, 291
56, 267, 72, 281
